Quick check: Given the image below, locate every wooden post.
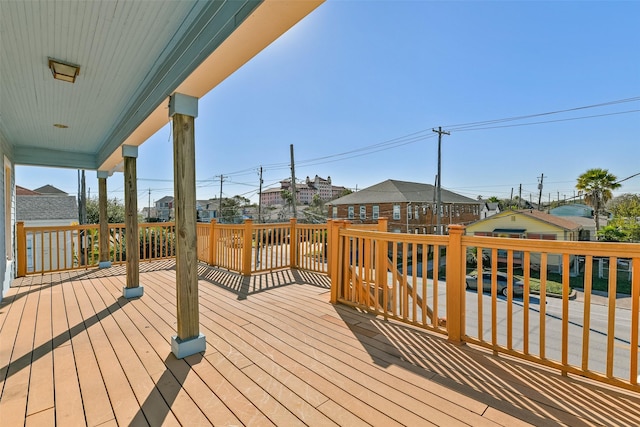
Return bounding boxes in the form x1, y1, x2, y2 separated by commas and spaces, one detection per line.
375, 217, 388, 306
326, 219, 333, 274
242, 219, 253, 275
97, 171, 111, 268
446, 224, 465, 344
377, 217, 388, 232
208, 219, 216, 266
329, 220, 346, 304
16, 221, 26, 277
169, 93, 205, 359
122, 145, 142, 297
289, 218, 297, 269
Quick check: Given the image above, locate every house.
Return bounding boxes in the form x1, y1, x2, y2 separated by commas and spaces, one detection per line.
327, 179, 481, 234
466, 209, 585, 272
0, 0, 323, 360
466, 209, 583, 240
549, 203, 593, 218
33, 184, 68, 195
480, 200, 501, 219
16, 186, 78, 273
154, 196, 174, 221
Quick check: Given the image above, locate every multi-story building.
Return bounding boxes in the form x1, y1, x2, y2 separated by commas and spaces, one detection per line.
327, 179, 481, 234
260, 175, 347, 207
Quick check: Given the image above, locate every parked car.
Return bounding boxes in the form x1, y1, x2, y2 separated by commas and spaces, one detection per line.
465, 271, 524, 297
397, 261, 433, 277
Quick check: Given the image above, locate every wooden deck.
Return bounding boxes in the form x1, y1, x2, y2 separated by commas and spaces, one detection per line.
1, 261, 639, 426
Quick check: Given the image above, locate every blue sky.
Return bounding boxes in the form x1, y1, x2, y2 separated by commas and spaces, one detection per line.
16, 0, 640, 208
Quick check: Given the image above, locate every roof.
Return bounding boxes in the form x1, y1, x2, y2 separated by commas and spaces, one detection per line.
327, 179, 478, 205
156, 196, 174, 203
33, 185, 67, 195
16, 186, 41, 196
517, 209, 582, 230
1, 1, 323, 172
549, 204, 593, 218
16, 195, 78, 222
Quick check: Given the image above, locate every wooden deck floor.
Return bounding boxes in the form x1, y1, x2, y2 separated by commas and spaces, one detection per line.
1, 261, 639, 426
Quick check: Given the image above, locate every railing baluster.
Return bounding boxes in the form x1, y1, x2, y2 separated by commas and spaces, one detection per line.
477, 246, 483, 342
582, 255, 593, 371
539, 253, 548, 360
606, 256, 618, 378
631, 258, 640, 385
523, 251, 530, 355
561, 253, 570, 375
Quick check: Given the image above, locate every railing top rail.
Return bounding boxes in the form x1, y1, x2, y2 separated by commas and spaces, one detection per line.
339, 228, 450, 245
462, 234, 640, 257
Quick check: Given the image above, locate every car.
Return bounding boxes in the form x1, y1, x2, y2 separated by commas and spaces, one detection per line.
465, 271, 524, 297
397, 260, 433, 277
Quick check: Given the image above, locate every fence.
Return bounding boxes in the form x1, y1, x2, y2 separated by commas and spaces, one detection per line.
17, 222, 176, 275
195, 219, 328, 274
330, 221, 640, 392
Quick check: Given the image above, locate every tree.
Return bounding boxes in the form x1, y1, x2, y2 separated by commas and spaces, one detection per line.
576, 168, 620, 235
86, 197, 126, 224
281, 189, 294, 206
339, 188, 353, 198
600, 193, 640, 242
607, 193, 640, 218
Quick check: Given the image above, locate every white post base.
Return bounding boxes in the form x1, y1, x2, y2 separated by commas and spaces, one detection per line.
171, 334, 206, 359
122, 286, 144, 299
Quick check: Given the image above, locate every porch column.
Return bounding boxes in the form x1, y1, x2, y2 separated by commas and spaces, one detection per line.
97, 171, 112, 268
169, 93, 205, 359
122, 145, 143, 298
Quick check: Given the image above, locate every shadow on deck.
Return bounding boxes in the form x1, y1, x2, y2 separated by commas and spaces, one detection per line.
1, 260, 638, 426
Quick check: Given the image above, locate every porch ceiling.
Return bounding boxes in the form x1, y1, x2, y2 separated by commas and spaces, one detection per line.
0, 0, 323, 172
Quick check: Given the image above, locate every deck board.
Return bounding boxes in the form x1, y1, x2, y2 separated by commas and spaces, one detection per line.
2, 261, 640, 426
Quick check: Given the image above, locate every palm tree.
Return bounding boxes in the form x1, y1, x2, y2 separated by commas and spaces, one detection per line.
576, 168, 621, 235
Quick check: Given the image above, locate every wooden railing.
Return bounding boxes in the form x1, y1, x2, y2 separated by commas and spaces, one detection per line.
195, 219, 329, 274
16, 217, 640, 392
16, 222, 176, 275
330, 221, 640, 393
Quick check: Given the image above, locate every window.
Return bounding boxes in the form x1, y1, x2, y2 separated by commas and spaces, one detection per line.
415, 206, 419, 220
332, 206, 337, 219
359, 205, 366, 220
393, 205, 400, 220
372, 205, 379, 219
348, 206, 354, 219
407, 206, 412, 220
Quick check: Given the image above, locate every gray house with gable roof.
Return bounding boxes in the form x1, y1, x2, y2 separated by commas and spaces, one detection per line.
16, 186, 78, 273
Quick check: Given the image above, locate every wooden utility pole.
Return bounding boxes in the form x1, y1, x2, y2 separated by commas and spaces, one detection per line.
518, 184, 522, 209
258, 166, 263, 223
290, 144, 297, 219
218, 175, 225, 220
537, 173, 544, 210
432, 127, 449, 235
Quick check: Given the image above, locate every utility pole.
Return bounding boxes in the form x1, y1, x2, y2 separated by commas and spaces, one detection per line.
432, 127, 449, 234
148, 188, 151, 221
518, 184, 522, 209
537, 173, 544, 210
290, 144, 297, 219
258, 166, 263, 223
77, 170, 86, 224
510, 188, 514, 209
218, 175, 225, 220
